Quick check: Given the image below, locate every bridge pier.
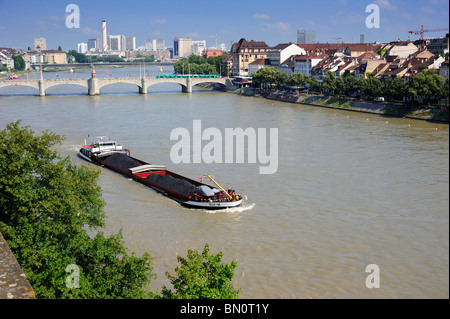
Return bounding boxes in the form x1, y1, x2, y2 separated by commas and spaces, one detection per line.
88, 78, 99, 96
38, 80, 45, 96
182, 77, 192, 93
139, 78, 147, 94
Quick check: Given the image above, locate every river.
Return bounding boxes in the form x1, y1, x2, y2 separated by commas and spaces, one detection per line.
0, 66, 448, 298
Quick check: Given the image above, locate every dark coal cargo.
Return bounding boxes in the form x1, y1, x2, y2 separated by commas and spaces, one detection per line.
104, 153, 141, 171
146, 173, 196, 197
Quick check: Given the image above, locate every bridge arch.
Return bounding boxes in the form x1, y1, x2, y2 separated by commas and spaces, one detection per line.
192, 80, 227, 91
98, 81, 141, 93
44, 82, 89, 95
0, 83, 40, 95
97, 79, 143, 93
145, 80, 188, 93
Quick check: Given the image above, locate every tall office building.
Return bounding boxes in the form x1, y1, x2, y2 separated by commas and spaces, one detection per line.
360, 34, 365, 43
145, 39, 166, 50
192, 40, 206, 55
154, 39, 165, 50
297, 29, 316, 44
34, 37, 47, 50
77, 42, 87, 53
125, 37, 136, 51
173, 37, 192, 58
87, 38, 97, 51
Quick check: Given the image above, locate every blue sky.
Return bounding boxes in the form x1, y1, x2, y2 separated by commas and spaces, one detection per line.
0, 0, 448, 50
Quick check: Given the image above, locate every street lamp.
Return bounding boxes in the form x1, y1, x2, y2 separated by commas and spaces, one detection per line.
36, 45, 43, 81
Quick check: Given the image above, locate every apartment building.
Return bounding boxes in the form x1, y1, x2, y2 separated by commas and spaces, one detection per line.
294, 54, 327, 76
230, 38, 270, 76
43, 50, 67, 64
267, 43, 306, 67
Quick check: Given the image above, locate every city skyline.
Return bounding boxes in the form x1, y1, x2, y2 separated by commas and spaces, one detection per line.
0, 0, 449, 51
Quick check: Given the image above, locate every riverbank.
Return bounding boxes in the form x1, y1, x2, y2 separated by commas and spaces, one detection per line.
236, 88, 449, 123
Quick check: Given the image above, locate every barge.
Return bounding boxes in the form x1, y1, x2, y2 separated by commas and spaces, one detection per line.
78, 137, 243, 210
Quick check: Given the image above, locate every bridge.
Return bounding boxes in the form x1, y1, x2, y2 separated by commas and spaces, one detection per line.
0, 76, 234, 96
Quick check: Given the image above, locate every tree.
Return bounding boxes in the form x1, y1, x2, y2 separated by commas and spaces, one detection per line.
0, 121, 155, 299
321, 71, 336, 95
383, 77, 408, 101
174, 54, 221, 75
342, 74, 357, 96
67, 50, 89, 63
307, 76, 320, 93
409, 68, 445, 105
275, 72, 289, 89
366, 77, 383, 98
442, 79, 449, 100
207, 56, 226, 76
335, 75, 345, 95
161, 244, 241, 299
355, 76, 367, 99
288, 73, 307, 88
58, 45, 62, 51
252, 67, 279, 89
13, 55, 25, 71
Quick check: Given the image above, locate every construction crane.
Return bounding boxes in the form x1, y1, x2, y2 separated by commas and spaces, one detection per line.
408, 25, 449, 39
328, 37, 342, 44
226, 40, 234, 51
209, 35, 220, 49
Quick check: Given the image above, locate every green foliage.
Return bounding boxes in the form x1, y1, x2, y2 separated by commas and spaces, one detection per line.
251, 67, 447, 106
161, 244, 241, 299
67, 50, 124, 63
134, 54, 155, 62
0, 121, 155, 299
375, 47, 388, 58
308, 76, 320, 92
207, 56, 227, 77
408, 69, 445, 104
67, 50, 89, 63
252, 67, 280, 89
320, 71, 336, 95
174, 54, 219, 75
13, 55, 25, 70
288, 72, 307, 88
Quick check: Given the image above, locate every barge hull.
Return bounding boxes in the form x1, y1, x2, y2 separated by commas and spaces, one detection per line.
90, 155, 241, 210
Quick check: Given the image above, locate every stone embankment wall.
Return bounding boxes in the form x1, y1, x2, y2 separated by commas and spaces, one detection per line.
240, 88, 448, 123
0, 232, 35, 299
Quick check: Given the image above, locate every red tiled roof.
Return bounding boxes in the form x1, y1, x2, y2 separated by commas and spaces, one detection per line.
233, 38, 270, 52
344, 43, 382, 52
249, 58, 271, 66
294, 54, 328, 60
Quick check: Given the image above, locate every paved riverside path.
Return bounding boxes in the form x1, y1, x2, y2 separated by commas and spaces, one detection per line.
0, 232, 35, 299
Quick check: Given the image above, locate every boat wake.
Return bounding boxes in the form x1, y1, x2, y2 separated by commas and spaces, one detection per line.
202, 196, 255, 214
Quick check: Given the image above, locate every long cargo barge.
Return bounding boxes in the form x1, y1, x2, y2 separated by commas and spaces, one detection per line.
78, 137, 243, 210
